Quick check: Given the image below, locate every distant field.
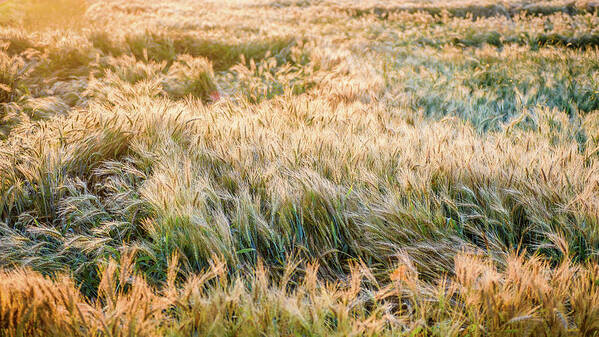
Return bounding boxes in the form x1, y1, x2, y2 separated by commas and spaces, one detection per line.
1, 0, 599, 335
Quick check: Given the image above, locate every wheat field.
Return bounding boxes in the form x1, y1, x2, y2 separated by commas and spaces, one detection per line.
1, 0, 599, 335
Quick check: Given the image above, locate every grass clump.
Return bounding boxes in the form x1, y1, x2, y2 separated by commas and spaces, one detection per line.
163, 55, 218, 101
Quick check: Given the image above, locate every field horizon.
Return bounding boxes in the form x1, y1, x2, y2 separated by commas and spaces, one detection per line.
1, 0, 599, 336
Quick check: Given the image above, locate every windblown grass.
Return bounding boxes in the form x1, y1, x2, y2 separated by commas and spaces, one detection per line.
2, 251, 599, 336
1, 0, 599, 335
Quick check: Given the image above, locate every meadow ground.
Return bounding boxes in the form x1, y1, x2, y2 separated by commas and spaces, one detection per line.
1, 0, 599, 335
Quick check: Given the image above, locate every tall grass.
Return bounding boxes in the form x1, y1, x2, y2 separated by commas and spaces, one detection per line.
2, 251, 599, 336
1, 0, 599, 335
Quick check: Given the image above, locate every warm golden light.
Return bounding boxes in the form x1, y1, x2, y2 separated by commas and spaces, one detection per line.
1, 0, 599, 335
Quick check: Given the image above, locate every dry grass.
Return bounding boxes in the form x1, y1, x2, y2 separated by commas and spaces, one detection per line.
2, 251, 599, 336
1, 0, 599, 335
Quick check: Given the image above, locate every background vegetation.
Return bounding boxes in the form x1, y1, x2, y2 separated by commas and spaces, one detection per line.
1, 0, 599, 335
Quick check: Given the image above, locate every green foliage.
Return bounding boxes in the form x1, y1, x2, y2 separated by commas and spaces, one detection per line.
0, 0, 599, 335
